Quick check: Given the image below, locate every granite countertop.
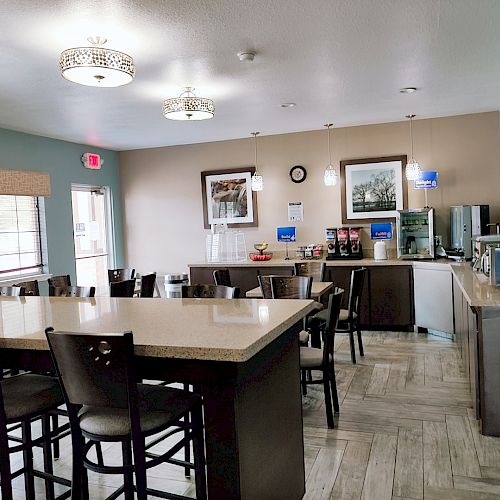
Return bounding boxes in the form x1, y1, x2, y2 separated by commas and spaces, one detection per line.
450, 263, 500, 307
189, 258, 453, 269
0, 296, 315, 362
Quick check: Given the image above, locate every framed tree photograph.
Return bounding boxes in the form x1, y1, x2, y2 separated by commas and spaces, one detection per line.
340, 155, 408, 224
201, 167, 258, 229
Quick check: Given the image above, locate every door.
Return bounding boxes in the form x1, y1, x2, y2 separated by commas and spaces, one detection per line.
71, 185, 114, 288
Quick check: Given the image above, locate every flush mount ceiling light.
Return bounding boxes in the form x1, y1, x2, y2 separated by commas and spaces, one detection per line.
237, 51, 256, 62
281, 102, 296, 108
59, 37, 135, 87
162, 87, 214, 120
405, 114, 421, 181
251, 132, 263, 192
324, 123, 338, 187
400, 87, 417, 94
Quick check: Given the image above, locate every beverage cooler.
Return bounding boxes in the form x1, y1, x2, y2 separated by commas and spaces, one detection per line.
396, 208, 435, 259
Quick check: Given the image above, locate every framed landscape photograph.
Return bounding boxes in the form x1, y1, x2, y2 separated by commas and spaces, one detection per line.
340, 155, 408, 224
201, 167, 258, 229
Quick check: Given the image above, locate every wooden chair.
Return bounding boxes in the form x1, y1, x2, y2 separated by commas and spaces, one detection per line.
0, 372, 70, 499
47, 275, 71, 289
336, 267, 367, 364
45, 328, 207, 500
257, 275, 288, 299
294, 261, 326, 282
311, 267, 367, 363
108, 268, 136, 284
181, 284, 239, 299
140, 273, 156, 298
269, 275, 312, 299
300, 289, 343, 428
13, 280, 39, 296
110, 279, 136, 298
213, 269, 232, 287
49, 286, 96, 297
0, 286, 25, 296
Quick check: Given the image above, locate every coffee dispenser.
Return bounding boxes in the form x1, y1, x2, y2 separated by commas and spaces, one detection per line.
325, 227, 363, 260
325, 228, 338, 258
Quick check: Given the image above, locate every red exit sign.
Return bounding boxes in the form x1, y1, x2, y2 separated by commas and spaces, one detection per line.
81, 153, 102, 170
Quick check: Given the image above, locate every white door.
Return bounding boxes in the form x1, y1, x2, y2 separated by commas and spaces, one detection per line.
71, 185, 115, 288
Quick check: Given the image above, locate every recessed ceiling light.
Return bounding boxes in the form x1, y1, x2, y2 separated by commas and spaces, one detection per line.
400, 87, 417, 94
281, 102, 296, 108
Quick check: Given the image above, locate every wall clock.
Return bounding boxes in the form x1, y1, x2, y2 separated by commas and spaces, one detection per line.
289, 165, 307, 183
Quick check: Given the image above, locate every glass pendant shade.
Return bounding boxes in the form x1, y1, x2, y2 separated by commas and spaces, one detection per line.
251, 132, 263, 191
162, 87, 214, 120
60, 38, 135, 87
324, 164, 338, 186
405, 114, 421, 180
405, 159, 421, 181
323, 123, 337, 186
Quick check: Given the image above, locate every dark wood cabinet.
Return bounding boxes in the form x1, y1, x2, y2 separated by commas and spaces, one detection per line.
191, 264, 414, 329
369, 266, 414, 328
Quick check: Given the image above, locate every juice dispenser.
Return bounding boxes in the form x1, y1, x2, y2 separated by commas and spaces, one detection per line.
337, 228, 350, 256
349, 227, 363, 257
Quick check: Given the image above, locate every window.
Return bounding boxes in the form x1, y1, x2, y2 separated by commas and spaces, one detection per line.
0, 195, 43, 277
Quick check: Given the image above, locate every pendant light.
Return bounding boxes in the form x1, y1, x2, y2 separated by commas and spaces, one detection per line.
251, 132, 263, 191
59, 37, 135, 87
405, 114, 421, 181
162, 87, 214, 120
324, 123, 337, 186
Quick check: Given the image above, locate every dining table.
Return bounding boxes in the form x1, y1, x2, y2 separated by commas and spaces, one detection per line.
245, 281, 334, 299
0, 295, 316, 499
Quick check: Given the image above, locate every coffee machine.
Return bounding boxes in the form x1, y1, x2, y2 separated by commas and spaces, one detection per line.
450, 205, 489, 260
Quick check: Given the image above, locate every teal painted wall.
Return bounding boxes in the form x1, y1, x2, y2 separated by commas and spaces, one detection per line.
0, 127, 124, 281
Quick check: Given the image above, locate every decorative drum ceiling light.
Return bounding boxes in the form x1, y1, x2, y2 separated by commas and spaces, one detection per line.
59, 37, 135, 87
324, 123, 338, 186
405, 114, 421, 181
251, 132, 263, 192
162, 87, 214, 120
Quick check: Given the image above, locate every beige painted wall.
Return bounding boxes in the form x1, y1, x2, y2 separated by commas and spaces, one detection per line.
119, 111, 500, 274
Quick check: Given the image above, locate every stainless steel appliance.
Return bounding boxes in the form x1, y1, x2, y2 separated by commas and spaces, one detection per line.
450, 205, 490, 260
473, 235, 500, 271
396, 208, 435, 259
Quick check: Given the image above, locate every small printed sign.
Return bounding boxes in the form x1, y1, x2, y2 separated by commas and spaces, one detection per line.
370, 223, 393, 240
414, 170, 438, 189
288, 201, 303, 222
277, 226, 297, 242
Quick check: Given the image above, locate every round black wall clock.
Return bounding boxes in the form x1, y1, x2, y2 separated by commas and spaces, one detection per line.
289, 165, 307, 183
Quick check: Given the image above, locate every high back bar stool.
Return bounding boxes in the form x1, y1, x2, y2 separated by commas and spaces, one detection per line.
299, 289, 343, 428
108, 268, 136, 284
0, 372, 70, 500
47, 275, 71, 289
139, 273, 156, 298
182, 284, 239, 298
294, 261, 326, 282
45, 328, 207, 500
213, 269, 232, 287
110, 279, 136, 298
13, 280, 39, 296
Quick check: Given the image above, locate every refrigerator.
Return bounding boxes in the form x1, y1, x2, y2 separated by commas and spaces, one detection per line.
396, 208, 435, 259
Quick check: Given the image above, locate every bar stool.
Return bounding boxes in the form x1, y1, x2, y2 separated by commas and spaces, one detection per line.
0, 373, 70, 500
45, 328, 207, 500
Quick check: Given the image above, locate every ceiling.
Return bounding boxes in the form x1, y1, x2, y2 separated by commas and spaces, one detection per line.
1, 0, 500, 151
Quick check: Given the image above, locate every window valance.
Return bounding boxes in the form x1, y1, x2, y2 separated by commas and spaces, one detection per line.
0, 168, 51, 197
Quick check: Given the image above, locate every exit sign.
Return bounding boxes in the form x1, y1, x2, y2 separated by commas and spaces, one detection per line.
81, 153, 103, 170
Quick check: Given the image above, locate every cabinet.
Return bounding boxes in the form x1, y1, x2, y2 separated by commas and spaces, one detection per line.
191, 264, 414, 329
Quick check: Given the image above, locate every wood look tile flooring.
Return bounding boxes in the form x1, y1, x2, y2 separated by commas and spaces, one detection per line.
302, 331, 500, 500
8, 331, 500, 499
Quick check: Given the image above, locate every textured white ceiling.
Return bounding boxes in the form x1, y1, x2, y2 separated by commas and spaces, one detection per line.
1, 0, 500, 151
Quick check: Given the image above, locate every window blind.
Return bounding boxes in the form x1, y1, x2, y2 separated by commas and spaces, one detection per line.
0, 195, 43, 276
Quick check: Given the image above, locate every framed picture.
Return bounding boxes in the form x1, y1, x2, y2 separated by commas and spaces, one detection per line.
340, 155, 408, 224
201, 167, 258, 229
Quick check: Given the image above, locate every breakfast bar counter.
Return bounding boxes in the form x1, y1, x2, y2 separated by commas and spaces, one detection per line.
0, 296, 316, 499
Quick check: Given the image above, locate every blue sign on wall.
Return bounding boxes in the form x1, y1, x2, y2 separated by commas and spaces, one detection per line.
277, 226, 297, 242
414, 170, 438, 189
370, 223, 393, 240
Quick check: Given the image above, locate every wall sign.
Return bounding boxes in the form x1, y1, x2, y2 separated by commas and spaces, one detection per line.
81, 153, 103, 170
414, 171, 438, 189
370, 222, 393, 240
277, 226, 297, 242
288, 201, 303, 222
